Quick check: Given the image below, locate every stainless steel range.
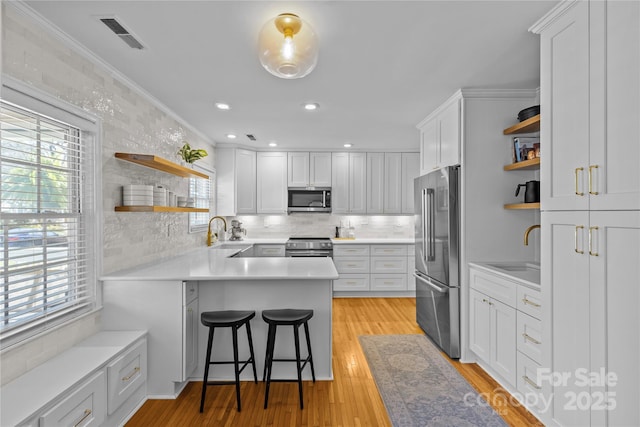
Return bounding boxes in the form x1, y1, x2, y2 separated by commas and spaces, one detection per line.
285, 237, 333, 257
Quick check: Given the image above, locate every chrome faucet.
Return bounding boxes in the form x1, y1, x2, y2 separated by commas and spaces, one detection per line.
207, 216, 228, 246
524, 224, 541, 246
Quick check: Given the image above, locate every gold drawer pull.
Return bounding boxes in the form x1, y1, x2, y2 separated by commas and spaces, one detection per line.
347, 264, 357, 267
522, 298, 541, 308
383, 264, 394, 267
122, 366, 141, 382
384, 281, 394, 285
346, 281, 357, 285
522, 333, 541, 345
589, 226, 599, 257
588, 165, 599, 195
523, 375, 542, 390
74, 409, 92, 427
574, 225, 585, 254
575, 167, 584, 196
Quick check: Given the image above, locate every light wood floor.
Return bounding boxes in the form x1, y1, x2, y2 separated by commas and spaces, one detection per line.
127, 298, 543, 426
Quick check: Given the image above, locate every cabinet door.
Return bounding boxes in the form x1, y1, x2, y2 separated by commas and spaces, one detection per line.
589, 210, 640, 427
540, 1, 590, 211
309, 152, 332, 187
542, 210, 591, 427
287, 152, 309, 187
254, 244, 285, 257
331, 153, 349, 213
589, 1, 640, 211
419, 118, 439, 174
40, 372, 106, 426
491, 298, 516, 386
469, 289, 492, 363
235, 149, 257, 214
401, 153, 420, 214
182, 298, 198, 382
257, 152, 287, 214
349, 153, 367, 213
438, 99, 460, 168
366, 153, 384, 213
384, 153, 402, 213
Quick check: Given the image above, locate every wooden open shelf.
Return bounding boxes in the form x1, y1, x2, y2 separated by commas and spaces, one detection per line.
115, 153, 209, 179
503, 114, 540, 135
503, 157, 540, 171
504, 202, 540, 210
115, 206, 209, 213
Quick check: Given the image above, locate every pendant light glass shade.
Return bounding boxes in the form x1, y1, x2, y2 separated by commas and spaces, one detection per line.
258, 13, 318, 79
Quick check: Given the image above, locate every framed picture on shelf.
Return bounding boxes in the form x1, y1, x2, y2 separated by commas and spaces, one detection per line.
513, 137, 540, 162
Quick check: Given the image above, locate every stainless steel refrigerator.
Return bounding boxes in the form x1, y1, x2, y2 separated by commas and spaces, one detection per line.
414, 165, 460, 359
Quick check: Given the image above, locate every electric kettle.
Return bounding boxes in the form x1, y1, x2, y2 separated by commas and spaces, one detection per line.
515, 180, 540, 203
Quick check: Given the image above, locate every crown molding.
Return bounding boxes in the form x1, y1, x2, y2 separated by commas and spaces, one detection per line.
529, 0, 580, 35
5, 1, 214, 145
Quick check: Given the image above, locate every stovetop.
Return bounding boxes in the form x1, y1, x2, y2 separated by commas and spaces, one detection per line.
286, 236, 333, 250
287, 236, 331, 241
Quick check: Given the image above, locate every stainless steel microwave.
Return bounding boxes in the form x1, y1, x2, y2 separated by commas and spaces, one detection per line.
287, 187, 332, 213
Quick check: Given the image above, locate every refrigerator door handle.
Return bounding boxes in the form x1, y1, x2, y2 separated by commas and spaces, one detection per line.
426, 188, 436, 261
413, 272, 449, 294
421, 188, 428, 263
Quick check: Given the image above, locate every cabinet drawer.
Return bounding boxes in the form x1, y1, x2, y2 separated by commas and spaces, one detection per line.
370, 245, 407, 256
517, 311, 542, 364
469, 268, 517, 307
183, 281, 198, 305
107, 338, 147, 415
370, 274, 407, 291
39, 371, 106, 427
371, 257, 407, 274
333, 274, 369, 291
333, 245, 369, 257
334, 257, 370, 274
517, 285, 542, 320
516, 352, 550, 415
254, 244, 285, 257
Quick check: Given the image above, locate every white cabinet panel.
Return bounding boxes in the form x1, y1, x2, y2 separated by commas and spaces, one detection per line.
417, 95, 461, 173
517, 311, 542, 364
438, 99, 461, 168
419, 117, 439, 174
370, 245, 407, 257
334, 257, 370, 274
333, 245, 369, 257
309, 152, 332, 187
182, 297, 198, 381
257, 152, 287, 214
407, 255, 415, 291
469, 289, 492, 363
107, 339, 147, 415
235, 149, 257, 214
331, 153, 350, 214
253, 244, 285, 257
517, 352, 550, 415
333, 274, 369, 291
366, 153, 384, 213
491, 298, 517, 386
383, 153, 402, 214
516, 285, 542, 320
349, 153, 367, 214
370, 257, 407, 274
401, 153, 420, 214
216, 148, 256, 215
370, 274, 406, 291
40, 372, 106, 427
287, 152, 310, 187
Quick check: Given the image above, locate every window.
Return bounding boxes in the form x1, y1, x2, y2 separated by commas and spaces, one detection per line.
189, 165, 215, 233
0, 87, 98, 348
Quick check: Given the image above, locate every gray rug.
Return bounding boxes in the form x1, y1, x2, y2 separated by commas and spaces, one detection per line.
359, 334, 507, 427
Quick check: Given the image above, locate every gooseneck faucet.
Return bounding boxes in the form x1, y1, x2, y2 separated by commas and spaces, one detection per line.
207, 216, 228, 246
524, 224, 541, 246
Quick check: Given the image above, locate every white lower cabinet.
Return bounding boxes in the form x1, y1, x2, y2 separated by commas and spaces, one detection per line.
182, 281, 199, 382
370, 274, 406, 291
333, 275, 369, 291
253, 244, 285, 257
107, 339, 147, 415
40, 372, 106, 427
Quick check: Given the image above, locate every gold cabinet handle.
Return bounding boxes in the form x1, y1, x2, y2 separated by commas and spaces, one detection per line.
522, 298, 541, 308
482, 298, 493, 306
589, 226, 599, 256
575, 225, 585, 254
575, 167, 584, 196
74, 409, 92, 427
522, 333, 542, 345
523, 375, 542, 390
122, 366, 141, 382
588, 165, 599, 195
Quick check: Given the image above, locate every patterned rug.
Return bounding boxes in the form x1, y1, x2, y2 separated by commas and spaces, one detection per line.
359, 334, 507, 427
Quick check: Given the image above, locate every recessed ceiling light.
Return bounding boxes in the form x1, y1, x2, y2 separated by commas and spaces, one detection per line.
269, 142, 278, 147
215, 103, 231, 110
226, 134, 237, 139
344, 143, 352, 148
304, 103, 319, 111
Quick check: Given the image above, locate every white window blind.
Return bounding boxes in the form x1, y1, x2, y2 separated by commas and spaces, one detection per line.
189, 165, 214, 233
1, 100, 95, 344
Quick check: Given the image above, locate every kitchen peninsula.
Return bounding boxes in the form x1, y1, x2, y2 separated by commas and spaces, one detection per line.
100, 243, 338, 397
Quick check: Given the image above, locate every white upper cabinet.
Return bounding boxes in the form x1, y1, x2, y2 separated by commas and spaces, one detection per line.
401, 153, 420, 214
417, 95, 461, 174
257, 152, 287, 214
217, 148, 256, 215
349, 153, 367, 214
537, 0, 640, 211
331, 152, 350, 213
309, 152, 332, 187
333, 152, 366, 214
383, 153, 402, 214
287, 152, 331, 187
366, 153, 384, 213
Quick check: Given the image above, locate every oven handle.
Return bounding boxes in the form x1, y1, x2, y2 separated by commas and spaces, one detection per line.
286, 251, 333, 257
413, 272, 448, 294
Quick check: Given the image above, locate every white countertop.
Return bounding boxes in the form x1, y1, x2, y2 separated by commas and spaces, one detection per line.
101, 244, 338, 281
331, 238, 414, 244
469, 261, 540, 289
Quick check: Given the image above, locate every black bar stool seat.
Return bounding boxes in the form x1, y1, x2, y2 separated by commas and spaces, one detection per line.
200, 310, 257, 413
262, 309, 316, 409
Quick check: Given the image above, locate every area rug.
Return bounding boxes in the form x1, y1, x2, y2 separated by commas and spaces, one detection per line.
359, 334, 507, 427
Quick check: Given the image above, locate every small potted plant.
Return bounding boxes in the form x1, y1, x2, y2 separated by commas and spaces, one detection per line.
177, 141, 208, 165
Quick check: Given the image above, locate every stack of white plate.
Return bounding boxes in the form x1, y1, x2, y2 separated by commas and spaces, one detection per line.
153, 185, 167, 206
122, 184, 153, 206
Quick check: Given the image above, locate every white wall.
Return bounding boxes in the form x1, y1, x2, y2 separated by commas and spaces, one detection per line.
1, 3, 214, 384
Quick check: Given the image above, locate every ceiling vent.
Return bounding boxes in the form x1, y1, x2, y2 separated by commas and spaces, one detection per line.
100, 17, 145, 50
246, 134, 257, 141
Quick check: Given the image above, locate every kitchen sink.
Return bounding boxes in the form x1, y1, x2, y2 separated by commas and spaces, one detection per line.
213, 243, 251, 250
478, 261, 540, 286
484, 262, 539, 272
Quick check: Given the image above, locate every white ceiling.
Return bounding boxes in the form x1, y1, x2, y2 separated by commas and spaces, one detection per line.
23, 0, 555, 151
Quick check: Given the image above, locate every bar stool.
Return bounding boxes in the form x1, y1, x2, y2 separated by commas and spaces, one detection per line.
262, 309, 316, 409
199, 310, 257, 413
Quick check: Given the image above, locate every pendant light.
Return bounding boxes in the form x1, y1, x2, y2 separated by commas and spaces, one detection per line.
258, 13, 318, 79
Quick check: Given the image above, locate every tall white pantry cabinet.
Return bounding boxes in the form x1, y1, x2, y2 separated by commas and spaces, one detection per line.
532, 1, 640, 426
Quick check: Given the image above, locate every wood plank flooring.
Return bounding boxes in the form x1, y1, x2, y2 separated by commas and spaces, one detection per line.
126, 298, 543, 426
